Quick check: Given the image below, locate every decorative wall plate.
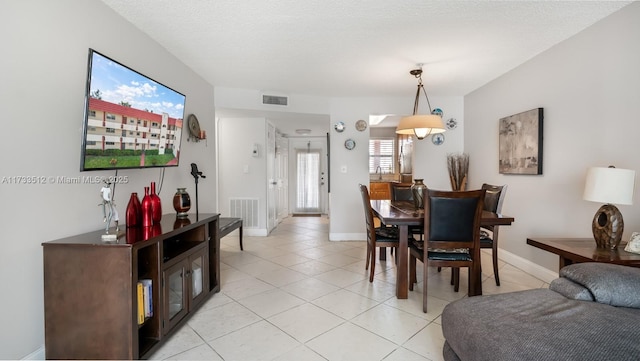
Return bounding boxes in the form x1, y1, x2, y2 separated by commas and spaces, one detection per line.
187, 114, 201, 138
432, 133, 445, 146
344, 138, 356, 150
446, 118, 458, 130
431, 108, 444, 117
355, 119, 367, 132
334, 121, 345, 132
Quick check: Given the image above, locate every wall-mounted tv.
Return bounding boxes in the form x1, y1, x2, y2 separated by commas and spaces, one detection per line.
80, 49, 186, 171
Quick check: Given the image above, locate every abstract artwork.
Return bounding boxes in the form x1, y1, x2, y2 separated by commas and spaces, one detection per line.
499, 108, 543, 175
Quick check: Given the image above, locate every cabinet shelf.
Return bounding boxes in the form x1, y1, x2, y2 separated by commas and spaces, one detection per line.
163, 239, 204, 263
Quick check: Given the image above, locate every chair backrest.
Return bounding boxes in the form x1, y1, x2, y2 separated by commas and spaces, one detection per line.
481, 183, 507, 214
391, 184, 413, 201
359, 184, 376, 244
424, 189, 485, 250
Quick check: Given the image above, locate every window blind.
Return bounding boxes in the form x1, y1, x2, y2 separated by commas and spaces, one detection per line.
369, 138, 395, 173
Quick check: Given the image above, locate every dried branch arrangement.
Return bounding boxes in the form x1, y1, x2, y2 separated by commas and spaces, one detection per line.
447, 153, 469, 191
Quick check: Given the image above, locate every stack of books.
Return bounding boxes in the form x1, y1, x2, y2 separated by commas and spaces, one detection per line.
137, 279, 153, 325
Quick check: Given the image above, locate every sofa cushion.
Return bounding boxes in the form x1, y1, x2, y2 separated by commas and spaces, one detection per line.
549, 277, 594, 301
558, 262, 640, 308
441, 288, 640, 361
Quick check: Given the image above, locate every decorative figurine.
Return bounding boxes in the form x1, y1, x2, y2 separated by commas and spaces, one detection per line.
100, 181, 120, 241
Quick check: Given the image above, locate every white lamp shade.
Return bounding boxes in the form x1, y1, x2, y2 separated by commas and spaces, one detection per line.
583, 167, 635, 205
396, 114, 446, 139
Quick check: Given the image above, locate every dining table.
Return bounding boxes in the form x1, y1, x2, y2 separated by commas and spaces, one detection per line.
370, 199, 515, 299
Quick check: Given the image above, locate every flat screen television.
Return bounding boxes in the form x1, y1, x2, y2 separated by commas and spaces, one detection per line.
80, 49, 186, 171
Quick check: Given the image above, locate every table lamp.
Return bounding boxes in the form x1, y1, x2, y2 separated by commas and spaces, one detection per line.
583, 166, 635, 249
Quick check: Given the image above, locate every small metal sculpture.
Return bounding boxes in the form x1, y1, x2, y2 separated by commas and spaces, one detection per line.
100, 181, 119, 239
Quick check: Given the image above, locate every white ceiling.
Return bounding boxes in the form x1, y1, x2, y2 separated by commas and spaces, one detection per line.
100, 0, 632, 133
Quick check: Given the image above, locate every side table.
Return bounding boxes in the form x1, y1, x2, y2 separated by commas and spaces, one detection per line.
527, 237, 640, 271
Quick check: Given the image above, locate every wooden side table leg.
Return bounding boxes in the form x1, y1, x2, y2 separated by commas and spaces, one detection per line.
559, 256, 573, 270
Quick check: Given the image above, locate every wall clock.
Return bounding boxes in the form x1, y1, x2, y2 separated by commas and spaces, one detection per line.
187, 114, 201, 138
344, 138, 356, 150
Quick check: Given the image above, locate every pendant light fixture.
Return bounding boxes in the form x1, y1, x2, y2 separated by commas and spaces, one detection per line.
396, 65, 446, 140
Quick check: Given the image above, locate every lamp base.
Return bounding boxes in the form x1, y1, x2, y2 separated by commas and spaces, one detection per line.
592, 204, 624, 250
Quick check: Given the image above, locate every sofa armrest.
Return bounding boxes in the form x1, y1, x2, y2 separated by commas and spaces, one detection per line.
555, 263, 640, 308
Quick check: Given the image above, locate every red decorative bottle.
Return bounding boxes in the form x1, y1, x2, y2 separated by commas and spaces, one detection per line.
141, 186, 153, 227
150, 182, 162, 224
125, 192, 141, 227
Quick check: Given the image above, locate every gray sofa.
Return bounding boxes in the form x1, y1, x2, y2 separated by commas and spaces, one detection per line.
441, 262, 640, 361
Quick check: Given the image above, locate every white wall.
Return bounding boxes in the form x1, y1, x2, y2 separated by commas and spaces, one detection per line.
0, 1, 215, 358
464, 2, 640, 273
217, 117, 269, 234
328, 96, 465, 240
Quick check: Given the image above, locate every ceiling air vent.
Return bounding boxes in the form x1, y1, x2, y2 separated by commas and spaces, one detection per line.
262, 94, 288, 106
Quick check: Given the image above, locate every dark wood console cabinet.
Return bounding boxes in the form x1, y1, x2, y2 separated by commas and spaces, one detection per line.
42, 213, 220, 359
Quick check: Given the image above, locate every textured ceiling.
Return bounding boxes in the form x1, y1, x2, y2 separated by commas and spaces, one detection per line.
100, 1, 632, 132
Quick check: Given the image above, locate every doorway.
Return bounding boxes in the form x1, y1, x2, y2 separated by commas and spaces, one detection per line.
292, 139, 326, 215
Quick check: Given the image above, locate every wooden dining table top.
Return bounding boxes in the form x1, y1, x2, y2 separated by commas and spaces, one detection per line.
370, 200, 515, 227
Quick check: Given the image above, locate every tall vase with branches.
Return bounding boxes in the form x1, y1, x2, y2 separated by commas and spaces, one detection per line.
447, 153, 469, 191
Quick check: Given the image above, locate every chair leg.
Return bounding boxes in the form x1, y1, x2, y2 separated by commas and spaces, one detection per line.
365, 243, 371, 270
493, 248, 500, 286
453, 268, 460, 292
379, 246, 387, 261
369, 247, 376, 282
409, 255, 416, 291
422, 260, 428, 313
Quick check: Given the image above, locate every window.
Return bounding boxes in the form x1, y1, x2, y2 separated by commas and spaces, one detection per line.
369, 138, 395, 174
106, 114, 116, 121
106, 128, 115, 133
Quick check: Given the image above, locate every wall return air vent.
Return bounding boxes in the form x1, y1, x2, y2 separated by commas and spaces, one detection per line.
262, 94, 288, 106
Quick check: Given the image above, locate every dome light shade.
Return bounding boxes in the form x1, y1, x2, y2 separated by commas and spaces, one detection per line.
396, 114, 445, 139
396, 66, 446, 140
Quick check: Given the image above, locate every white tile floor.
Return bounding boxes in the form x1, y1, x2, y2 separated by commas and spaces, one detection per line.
148, 216, 548, 361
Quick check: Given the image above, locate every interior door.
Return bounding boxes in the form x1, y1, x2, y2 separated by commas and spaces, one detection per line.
267, 122, 277, 232
275, 133, 289, 223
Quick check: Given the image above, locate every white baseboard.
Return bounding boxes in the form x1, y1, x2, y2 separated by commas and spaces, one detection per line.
498, 248, 558, 283
329, 233, 366, 241
245, 228, 268, 236
22, 345, 44, 360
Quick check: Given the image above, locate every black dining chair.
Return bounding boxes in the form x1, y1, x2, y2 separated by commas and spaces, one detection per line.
480, 183, 508, 286
409, 188, 485, 313
390, 183, 423, 241
359, 184, 400, 282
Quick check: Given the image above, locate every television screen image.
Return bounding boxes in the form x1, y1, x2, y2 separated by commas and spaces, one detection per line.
80, 49, 186, 171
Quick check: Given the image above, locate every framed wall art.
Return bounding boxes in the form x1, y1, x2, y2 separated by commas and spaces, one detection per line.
498, 108, 543, 175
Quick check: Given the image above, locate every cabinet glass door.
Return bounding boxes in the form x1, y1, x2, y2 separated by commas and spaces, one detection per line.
189, 248, 209, 309
163, 260, 188, 333
191, 256, 203, 298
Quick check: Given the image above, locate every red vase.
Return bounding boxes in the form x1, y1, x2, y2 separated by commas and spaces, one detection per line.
141, 186, 153, 227
150, 182, 162, 224
125, 192, 141, 227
